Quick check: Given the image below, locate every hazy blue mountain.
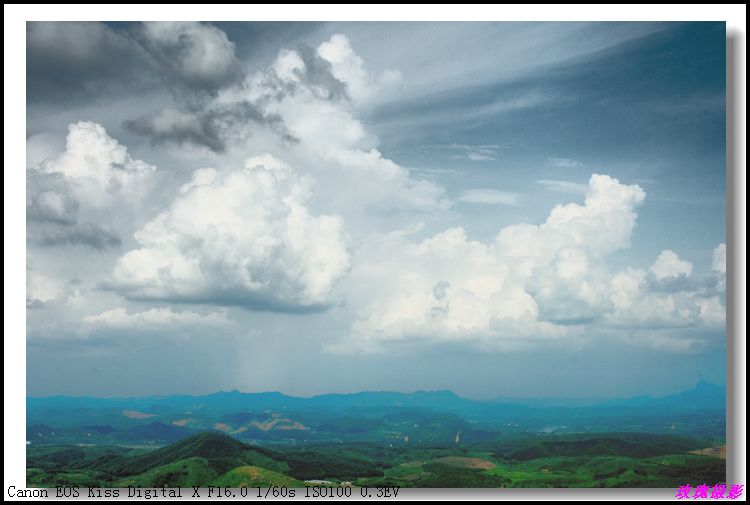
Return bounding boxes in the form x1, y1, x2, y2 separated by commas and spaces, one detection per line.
27, 381, 725, 446
490, 380, 726, 410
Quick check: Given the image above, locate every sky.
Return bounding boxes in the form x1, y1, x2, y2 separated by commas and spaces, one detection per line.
25, 21, 727, 399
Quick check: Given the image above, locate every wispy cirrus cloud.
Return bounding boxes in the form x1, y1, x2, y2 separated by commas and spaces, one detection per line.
547, 157, 583, 168
439, 143, 503, 162
536, 179, 588, 194
458, 189, 521, 205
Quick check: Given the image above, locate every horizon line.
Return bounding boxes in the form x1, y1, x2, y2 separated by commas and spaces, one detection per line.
26, 379, 725, 402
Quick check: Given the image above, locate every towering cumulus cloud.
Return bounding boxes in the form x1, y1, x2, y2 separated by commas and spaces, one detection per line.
27, 122, 156, 250
339, 175, 724, 354
39, 122, 156, 205
111, 154, 351, 311
125, 32, 446, 213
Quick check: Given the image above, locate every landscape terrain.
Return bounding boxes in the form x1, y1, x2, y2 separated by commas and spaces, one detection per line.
27, 381, 726, 488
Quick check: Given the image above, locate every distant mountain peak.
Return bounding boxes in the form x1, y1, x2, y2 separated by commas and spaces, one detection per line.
694, 379, 722, 390
412, 390, 460, 398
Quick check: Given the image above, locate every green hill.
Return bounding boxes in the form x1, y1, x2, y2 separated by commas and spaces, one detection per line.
113, 457, 218, 487
86, 432, 287, 476
27, 430, 725, 488
212, 466, 304, 487
500, 433, 710, 461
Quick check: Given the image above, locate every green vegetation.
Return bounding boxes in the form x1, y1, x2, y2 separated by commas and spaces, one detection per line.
93, 432, 286, 476
478, 453, 726, 488
26, 385, 726, 488
113, 458, 217, 487
212, 466, 304, 487
27, 430, 725, 488
493, 433, 713, 461
274, 448, 384, 480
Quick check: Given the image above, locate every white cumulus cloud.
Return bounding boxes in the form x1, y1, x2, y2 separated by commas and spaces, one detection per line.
317, 33, 402, 103
649, 250, 693, 280
38, 121, 156, 207
111, 154, 351, 311
257, 35, 446, 213
334, 174, 723, 354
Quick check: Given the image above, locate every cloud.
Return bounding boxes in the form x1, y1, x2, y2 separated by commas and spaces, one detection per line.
27, 21, 243, 103
500, 174, 646, 257
26, 272, 83, 309
27, 183, 122, 250
26, 173, 121, 251
123, 103, 294, 153
526, 247, 612, 325
34, 222, 122, 251
38, 122, 156, 207
273, 45, 349, 101
649, 250, 693, 281
27, 188, 78, 225
337, 225, 571, 354
334, 174, 723, 354
84, 307, 232, 331
439, 143, 501, 161
536, 179, 589, 194
265, 36, 447, 213
458, 189, 521, 205
122, 33, 360, 153
28, 305, 237, 344
247, 35, 448, 214
124, 31, 446, 214
27, 122, 157, 250
317, 33, 402, 103
547, 157, 583, 168
27, 22, 136, 72
122, 30, 350, 152
110, 154, 351, 311
138, 22, 242, 92
26, 22, 152, 102
602, 249, 725, 355
712, 243, 726, 274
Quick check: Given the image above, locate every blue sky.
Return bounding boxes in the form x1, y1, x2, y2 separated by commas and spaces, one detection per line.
25, 22, 726, 398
